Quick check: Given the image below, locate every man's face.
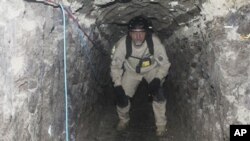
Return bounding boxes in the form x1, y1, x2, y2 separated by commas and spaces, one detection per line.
129, 30, 146, 46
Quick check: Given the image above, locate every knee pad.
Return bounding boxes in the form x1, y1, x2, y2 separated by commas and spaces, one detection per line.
117, 94, 129, 108
153, 88, 166, 102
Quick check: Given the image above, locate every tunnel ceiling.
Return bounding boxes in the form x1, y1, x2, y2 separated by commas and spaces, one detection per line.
92, 0, 205, 31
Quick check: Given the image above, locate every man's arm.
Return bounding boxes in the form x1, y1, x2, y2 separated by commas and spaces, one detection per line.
153, 35, 171, 80
110, 38, 129, 108
110, 38, 126, 86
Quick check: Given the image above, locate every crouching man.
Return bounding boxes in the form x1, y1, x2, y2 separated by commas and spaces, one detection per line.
110, 16, 171, 136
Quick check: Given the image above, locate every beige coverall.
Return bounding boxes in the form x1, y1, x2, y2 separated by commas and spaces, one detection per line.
110, 34, 171, 128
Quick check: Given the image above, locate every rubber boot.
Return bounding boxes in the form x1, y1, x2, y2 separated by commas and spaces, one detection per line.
152, 100, 167, 136
156, 125, 167, 136
116, 101, 130, 131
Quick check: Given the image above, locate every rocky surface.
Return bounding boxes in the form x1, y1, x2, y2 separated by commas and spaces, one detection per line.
0, 0, 109, 141
162, 1, 250, 140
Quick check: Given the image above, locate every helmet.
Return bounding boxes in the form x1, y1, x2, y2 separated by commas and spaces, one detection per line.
128, 16, 152, 32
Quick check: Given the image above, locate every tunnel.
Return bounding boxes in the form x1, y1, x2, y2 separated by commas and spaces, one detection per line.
1, 0, 250, 141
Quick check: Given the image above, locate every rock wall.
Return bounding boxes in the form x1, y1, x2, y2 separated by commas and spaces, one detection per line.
0, 0, 109, 141
163, 0, 250, 141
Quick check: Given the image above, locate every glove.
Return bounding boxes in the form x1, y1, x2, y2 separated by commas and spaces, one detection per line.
114, 86, 129, 108
148, 78, 161, 95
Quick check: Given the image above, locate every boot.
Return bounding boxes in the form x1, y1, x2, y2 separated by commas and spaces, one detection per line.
116, 102, 130, 131
116, 120, 129, 131
152, 100, 167, 136
156, 125, 167, 136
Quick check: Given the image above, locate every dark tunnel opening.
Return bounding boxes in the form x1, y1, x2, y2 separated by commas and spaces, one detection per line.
90, 3, 204, 139
74, 2, 250, 140
93, 23, 200, 141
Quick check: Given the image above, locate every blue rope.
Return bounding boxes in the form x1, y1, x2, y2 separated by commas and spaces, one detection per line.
59, 4, 70, 141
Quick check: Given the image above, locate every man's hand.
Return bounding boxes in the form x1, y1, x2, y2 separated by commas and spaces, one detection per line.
148, 78, 160, 95
114, 86, 129, 108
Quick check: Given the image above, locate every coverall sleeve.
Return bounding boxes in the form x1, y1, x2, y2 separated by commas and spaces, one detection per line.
110, 38, 126, 86
153, 35, 171, 80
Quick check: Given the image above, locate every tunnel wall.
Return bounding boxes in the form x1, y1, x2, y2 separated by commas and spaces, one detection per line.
0, 1, 108, 141
163, 1, 250, 141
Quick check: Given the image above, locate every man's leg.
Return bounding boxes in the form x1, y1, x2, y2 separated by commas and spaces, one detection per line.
116, 101, 130, 131
116, 71, 142, 130
144, 69, 167, 136
152, 88, 167, 136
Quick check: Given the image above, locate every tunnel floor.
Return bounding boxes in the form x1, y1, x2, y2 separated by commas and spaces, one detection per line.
93, 81, 185, 141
